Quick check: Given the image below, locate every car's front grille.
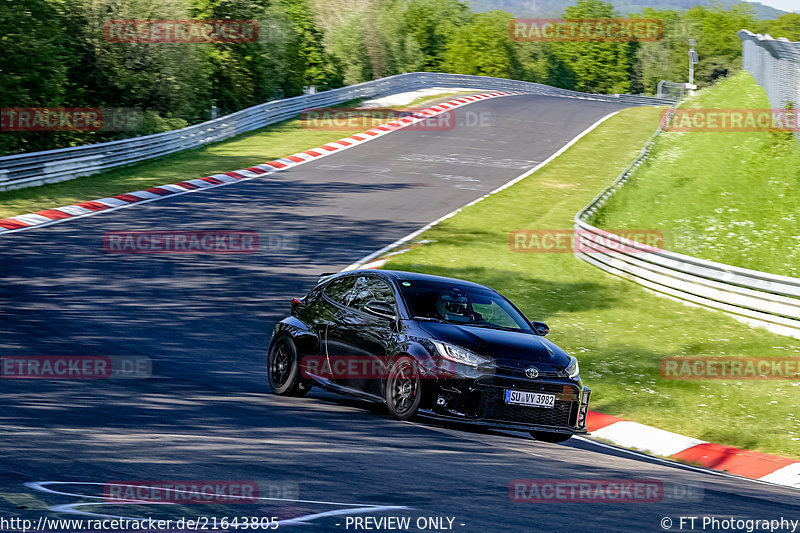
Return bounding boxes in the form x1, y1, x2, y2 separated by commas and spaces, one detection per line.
477, 387, 573, 427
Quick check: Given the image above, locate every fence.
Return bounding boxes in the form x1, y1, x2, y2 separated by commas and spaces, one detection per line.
574, 110, 800, 339
0, 72, 673, 192
739, 29, 800, 113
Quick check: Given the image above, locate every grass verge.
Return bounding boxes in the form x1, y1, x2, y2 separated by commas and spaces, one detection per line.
591, 71, 800, 277
0, 91, 478, 219
378, 105, 800, 459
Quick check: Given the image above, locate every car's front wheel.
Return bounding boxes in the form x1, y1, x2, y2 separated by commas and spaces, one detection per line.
267, 336, 310, 397
385, 356, 422, 420
530, 431, 572, 443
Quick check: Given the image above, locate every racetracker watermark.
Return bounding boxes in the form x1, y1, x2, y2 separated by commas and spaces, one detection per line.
1, 108, 142, 132
666, 516, 799, 532
104, 20, 258, 43
104, 231, 297, 254
301, 355, 465, 380
661, 357, 800, 380
510, 18, 663, 42
511, 479, 703, 503
661, 108, 800, 132
509, 229, 664, 253
299, 107, 492, 131
1, 356, 151, 379
103, 480, 297, 503
511, 479, 662, 502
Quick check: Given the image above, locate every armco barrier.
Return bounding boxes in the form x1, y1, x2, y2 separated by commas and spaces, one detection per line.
0, 73, 672, 192
574, 112, 800, 340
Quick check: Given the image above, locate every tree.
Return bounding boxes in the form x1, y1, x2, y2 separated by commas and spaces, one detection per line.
403, 0, 470, 71
549, 0, 634, 93
282, 0, 343, 91
443, 11, 520, 78
634, 8, 694, 95
759, 13, 800, 41
684, 4, 755, 87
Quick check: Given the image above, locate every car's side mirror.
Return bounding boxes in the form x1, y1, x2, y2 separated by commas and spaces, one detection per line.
532, 321, 549, 336
364, 300, 397, 320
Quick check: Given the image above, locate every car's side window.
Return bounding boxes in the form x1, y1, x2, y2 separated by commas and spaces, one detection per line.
349, 276, 396, 311
323, 276, 357, 305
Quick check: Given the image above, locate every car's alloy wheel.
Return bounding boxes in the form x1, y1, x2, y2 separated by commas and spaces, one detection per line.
530, 431, 572, 443
385, 356, 422, 420
267, 336, 309, 396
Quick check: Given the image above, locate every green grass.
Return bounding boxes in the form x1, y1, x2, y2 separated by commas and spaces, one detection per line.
378, 106, 800, 459
591, 72, 800, 277
0, 91, 476, 219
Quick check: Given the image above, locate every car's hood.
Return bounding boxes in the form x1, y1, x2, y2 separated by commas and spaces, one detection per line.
418, 321, 570, 370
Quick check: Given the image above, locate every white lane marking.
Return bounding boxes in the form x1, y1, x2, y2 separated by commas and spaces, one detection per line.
343, 109, 622, 271
26, 481, 409, 527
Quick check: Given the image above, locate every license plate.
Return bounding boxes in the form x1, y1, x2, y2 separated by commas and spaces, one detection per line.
504, 389, 555, 408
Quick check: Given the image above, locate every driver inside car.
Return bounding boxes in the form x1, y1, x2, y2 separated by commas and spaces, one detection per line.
436, 293, 483, 323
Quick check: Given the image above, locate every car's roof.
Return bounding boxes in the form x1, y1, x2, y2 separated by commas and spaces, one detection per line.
344, 269, 496, 291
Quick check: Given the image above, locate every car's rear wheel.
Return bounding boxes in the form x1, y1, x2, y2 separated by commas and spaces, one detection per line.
268, 336, 310, 397
530, 431, 572, 443
385, 356, 422, 420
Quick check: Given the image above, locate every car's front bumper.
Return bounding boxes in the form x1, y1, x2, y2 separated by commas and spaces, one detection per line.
422, 369, 591, 434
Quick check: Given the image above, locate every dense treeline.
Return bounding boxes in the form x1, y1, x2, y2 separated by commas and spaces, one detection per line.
0, 0, 792, 155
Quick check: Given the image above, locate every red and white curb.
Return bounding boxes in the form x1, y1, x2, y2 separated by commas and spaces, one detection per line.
0, 92, 518, 235
586, 411, 799, 489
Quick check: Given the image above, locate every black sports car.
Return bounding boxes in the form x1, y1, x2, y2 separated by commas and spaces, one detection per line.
267, 270, 591, 442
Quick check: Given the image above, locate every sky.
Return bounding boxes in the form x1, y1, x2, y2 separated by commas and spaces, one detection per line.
757, 0, 799, 12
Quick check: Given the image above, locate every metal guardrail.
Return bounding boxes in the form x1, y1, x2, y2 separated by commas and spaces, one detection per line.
0, 72, 673, 192
574, 111, 800, 339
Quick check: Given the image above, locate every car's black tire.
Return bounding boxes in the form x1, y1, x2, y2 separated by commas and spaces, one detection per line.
530, 431, 572, 443
385, 356, 422, 420
267, 336, 310, 397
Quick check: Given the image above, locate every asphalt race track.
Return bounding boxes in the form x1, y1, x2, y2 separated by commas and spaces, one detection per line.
1, 94, 798, 532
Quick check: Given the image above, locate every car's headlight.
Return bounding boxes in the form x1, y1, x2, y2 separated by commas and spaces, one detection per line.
564, 356, 579, 378
431, 340, 490, 368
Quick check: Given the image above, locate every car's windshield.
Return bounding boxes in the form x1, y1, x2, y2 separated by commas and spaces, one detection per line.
398, 279, 532, 332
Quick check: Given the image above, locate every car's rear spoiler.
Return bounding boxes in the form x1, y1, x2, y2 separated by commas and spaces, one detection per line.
316, 272, 337, 285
